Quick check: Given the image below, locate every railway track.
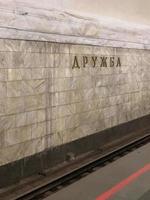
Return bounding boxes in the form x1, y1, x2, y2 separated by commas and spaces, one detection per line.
15, 134, 150, 200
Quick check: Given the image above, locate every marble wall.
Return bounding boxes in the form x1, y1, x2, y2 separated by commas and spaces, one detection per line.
2, 0, 150, 26
0, 39, 150, 166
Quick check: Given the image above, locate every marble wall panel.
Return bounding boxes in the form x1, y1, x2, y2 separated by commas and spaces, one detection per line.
0, 38, 150, 166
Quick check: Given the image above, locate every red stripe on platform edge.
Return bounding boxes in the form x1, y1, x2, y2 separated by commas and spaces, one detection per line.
96, 163, 150, 200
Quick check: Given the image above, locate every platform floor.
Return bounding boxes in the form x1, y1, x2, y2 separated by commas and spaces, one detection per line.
44, 142, 150, 200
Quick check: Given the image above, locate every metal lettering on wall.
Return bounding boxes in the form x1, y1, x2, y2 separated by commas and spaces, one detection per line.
72, 56, 121, 69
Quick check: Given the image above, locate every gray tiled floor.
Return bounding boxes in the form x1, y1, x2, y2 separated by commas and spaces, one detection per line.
45, 143, 150, 200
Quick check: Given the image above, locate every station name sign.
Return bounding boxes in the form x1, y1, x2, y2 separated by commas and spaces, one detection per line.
72, 56, 121, 69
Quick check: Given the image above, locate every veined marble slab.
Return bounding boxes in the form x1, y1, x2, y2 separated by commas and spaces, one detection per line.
0, 2, 150, 49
